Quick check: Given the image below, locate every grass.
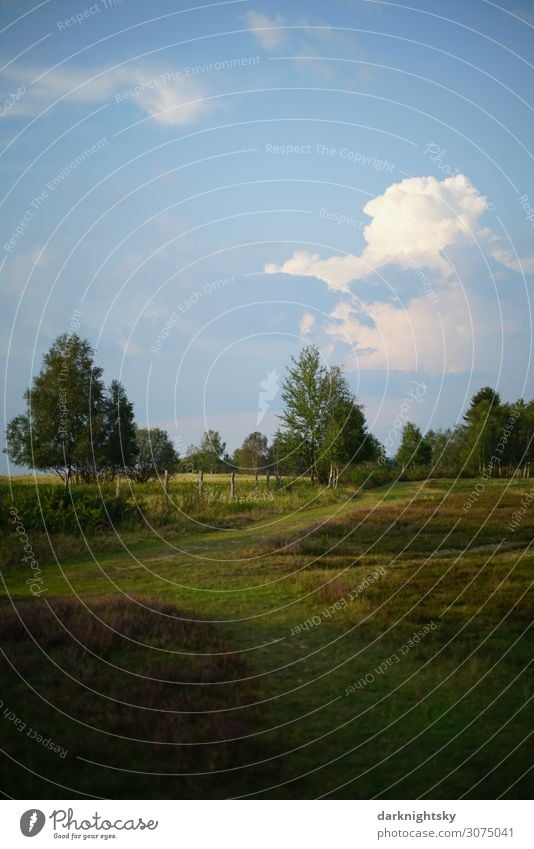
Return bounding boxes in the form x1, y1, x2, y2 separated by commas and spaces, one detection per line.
0, 477, 532, 799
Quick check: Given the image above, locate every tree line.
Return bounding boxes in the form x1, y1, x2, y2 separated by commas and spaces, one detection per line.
398, 387, 534, 477
4, 334, 533, 484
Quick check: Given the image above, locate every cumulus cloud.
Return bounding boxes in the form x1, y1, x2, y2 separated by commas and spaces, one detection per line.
327, 290, 475, 374
265, 174, 533, 290
243, 11, 287, 49
0, 63, 212, 126
265, 174, 534, 375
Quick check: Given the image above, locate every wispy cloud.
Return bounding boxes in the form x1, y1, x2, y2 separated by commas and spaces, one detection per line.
1, 62, 214, 126
243, 10, 288, 49
243, 9, 365, 79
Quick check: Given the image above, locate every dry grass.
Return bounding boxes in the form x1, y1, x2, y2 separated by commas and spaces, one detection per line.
0, 597, 266, 797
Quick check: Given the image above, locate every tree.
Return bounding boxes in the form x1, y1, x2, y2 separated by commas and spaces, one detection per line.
464, 387, 501, 420
190, 430, 228, 473
395, 422, 432, 470
507, 400, 534, 472
278, 346, 333, 483
278, 347, 376, 483
5, 334, 106, 483
462, 389, 504, 474
319, 369, 379, 484
101, 380, 138, 478
425, 427, 464, 475
130, 427, 179, 482
233, 431, 269, 474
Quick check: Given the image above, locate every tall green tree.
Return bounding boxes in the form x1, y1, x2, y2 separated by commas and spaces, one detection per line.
464, 387, 501, 418
101, 380, 138, 477
278, 346, 376, 483
130, 427, 179, 482
395, 422, 432, 470
5, 334, 106, 482
319, 368, 379, 483
278, 346, 332, 483
508, 400, 534, 471
462, 388, 504, 473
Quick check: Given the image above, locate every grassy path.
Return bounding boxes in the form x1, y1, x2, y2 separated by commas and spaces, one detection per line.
1, 479, 532, 799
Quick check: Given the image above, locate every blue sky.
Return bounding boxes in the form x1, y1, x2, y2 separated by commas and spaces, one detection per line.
2, 0, 534, 471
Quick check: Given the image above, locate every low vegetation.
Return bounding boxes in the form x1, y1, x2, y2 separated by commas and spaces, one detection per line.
0, 478, 531, 799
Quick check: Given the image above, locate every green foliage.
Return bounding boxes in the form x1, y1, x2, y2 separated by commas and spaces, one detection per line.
344, 461, 399, 489
2, 484, 136, 534
4, 336, 141, 483
428, 393, 534, 476
6, 336, 533, 490
277, 346, 379, 483
233, 431, 269, 473
130, 427, 180, 482
395, 421, 432, 470
5, 334, 106, 480
101, 380, 138, 475
185, 430, 229, 473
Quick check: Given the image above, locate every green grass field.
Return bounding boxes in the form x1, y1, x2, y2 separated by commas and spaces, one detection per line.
0, 477, 532, 799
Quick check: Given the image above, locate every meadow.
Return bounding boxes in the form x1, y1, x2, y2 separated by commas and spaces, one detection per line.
0, 474, 532, 799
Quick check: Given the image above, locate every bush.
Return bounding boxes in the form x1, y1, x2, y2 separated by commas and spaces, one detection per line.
342, 462, 399, 489
1, 484, 136, 534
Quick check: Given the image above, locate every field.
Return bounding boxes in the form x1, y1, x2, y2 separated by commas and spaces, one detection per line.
0, 475, 532, 799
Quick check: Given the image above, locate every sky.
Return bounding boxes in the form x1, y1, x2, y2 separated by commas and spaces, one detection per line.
1, 0, 534, 472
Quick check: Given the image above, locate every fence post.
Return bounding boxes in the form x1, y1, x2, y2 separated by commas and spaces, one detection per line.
230, 471, 235, 498
198, 470, 204, 494
266, 470, 270, 491
115, 476, 120, 498
164, 469, 169, 502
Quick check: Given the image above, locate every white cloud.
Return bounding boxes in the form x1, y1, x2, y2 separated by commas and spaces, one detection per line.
264, 173, 534, 375
1, 63, 212, 126
243, 11, 287, 49
299, 311, 315, 334
481, 227, 534, 275
265, 174, 534, 290
327, 288, 475, 374
131, 72, 213, 127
